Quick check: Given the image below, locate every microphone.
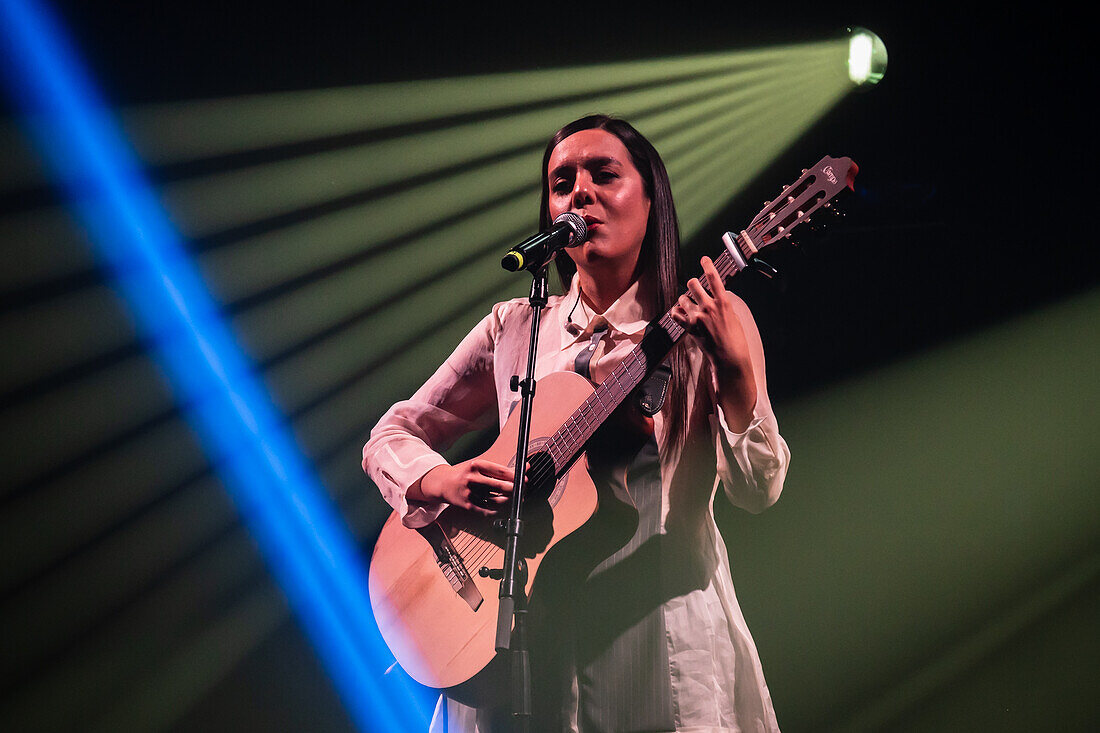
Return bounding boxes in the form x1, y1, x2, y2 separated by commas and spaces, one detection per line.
501, 212, 587, 272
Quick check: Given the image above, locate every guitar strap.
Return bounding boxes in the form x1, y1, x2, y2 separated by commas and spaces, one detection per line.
573, 322, 671, 418
636, 363, 671, 417
572, 322, 607, 381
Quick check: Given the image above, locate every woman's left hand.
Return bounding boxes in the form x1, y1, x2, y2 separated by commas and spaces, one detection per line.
670, 256, 759, 429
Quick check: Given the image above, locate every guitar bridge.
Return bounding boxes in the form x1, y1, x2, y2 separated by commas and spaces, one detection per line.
416, 522, 484, 612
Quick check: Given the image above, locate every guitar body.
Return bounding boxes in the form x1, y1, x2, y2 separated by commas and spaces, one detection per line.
368, 370, 600, 692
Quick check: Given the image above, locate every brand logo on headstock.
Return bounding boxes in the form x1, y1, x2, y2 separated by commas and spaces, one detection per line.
822, 165, 837, 185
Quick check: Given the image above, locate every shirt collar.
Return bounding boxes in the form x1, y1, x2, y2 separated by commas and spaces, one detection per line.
560, 272, 654, 342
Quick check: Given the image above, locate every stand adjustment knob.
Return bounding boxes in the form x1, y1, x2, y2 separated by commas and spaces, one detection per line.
479, 567, 504, 580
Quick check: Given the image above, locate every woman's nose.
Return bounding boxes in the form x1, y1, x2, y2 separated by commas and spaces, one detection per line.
571, 175, 594, 206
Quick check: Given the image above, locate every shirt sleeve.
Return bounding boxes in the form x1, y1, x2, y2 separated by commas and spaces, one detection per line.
706, 296, 790, 513
362, 305, 504, 527
710, 402, 789, 514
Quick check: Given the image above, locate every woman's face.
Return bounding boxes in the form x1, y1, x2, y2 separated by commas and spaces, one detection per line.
547, 129, 651, 277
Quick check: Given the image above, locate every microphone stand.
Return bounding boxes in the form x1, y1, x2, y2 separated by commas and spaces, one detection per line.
494, 262, 549, 733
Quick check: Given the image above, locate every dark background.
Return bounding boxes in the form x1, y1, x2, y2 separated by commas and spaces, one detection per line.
2, 2, 1095, 731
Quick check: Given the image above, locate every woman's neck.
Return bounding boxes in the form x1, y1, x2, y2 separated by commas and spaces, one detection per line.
576, 259, 644, 315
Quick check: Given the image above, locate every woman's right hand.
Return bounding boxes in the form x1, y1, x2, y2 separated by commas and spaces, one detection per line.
412, 458, 516, 516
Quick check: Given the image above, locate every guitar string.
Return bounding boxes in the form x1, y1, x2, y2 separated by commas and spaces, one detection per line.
453, 529, 496, 572
451, 349, 648, 573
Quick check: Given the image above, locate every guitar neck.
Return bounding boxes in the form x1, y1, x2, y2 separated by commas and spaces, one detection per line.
543, 246, 743, 474
541, 154, 857, 475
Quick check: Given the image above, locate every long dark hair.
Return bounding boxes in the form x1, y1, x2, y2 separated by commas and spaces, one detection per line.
539, 114, 690, 451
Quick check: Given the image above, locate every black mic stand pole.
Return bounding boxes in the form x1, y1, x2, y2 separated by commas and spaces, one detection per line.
493, 262, 549, 733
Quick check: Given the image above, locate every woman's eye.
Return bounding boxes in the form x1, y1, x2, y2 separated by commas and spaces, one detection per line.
552, 181, 571, 194
594, 170, 617, 183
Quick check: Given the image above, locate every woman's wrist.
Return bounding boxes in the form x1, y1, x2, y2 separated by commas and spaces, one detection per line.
715, 360, 757, 432
408, 464, 447, 504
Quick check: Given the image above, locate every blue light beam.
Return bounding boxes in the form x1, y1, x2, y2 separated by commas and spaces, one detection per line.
0, 0, 435, 729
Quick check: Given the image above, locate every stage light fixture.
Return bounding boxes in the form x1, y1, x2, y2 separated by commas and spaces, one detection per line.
848, 27, 888, 86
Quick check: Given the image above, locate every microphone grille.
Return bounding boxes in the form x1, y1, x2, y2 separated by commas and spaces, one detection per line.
553, 211, 587, 246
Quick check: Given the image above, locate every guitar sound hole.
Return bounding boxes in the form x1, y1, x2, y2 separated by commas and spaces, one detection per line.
524, 451, 557, 503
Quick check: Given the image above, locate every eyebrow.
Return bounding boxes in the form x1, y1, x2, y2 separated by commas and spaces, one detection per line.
549, 155, 619, 179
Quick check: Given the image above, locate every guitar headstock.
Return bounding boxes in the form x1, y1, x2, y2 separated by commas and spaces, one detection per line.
722, 155, 858, 273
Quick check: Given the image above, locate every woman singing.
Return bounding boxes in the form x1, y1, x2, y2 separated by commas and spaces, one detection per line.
363, 115, 790, 732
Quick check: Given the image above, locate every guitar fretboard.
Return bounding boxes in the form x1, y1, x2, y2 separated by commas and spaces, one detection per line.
543, 246, 743, 473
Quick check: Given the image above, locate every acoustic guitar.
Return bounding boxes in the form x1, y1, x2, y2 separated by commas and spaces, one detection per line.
368, 155, 858, 697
